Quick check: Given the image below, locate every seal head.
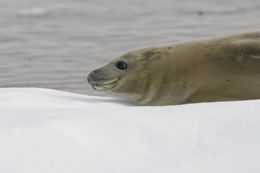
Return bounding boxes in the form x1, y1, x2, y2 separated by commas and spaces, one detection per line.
87, 47, 169, 105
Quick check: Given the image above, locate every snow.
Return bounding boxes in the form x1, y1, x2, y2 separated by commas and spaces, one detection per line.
0, 88, 260, 173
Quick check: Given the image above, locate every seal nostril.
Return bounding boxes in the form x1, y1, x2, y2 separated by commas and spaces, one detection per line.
93, 69, 102, 74
87, 70, 107, 84
87, 75, 91, 83
87, 74, 93, 84
87, 71, 99, 83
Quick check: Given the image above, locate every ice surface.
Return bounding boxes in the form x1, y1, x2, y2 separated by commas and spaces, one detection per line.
0, 88, 259, 173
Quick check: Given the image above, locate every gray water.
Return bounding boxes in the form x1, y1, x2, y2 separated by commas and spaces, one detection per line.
0, 0, 259, 96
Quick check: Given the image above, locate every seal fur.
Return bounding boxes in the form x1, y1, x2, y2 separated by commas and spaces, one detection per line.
87, 32, 260, 105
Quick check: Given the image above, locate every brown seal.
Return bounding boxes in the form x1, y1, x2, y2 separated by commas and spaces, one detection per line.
87, 32, 260, 105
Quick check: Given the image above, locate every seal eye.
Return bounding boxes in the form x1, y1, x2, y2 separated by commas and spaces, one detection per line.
116, 61, 128, 70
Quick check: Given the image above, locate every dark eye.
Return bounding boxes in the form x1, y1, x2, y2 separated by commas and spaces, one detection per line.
116, 61, 128, 70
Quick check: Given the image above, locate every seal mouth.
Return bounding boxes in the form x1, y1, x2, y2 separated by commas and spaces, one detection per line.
87, 77, 120, 91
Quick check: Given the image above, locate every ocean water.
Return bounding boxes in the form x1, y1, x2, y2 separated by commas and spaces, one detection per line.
0, 0, 259, 95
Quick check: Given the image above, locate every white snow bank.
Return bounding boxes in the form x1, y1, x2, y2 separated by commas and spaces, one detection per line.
0, 88, 259, 173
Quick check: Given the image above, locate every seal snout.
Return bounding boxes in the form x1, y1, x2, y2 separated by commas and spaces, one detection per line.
87, 69, 106, 84
87, 69, 105, 91
87, 68, 120, 91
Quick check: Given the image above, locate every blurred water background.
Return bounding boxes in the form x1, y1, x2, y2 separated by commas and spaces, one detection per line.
0, 0, 259, 96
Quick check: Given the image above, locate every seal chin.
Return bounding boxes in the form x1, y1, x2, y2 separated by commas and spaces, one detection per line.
87, 77, 120, 91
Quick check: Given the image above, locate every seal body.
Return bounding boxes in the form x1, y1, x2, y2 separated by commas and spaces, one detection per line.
87, 32, 260, 105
